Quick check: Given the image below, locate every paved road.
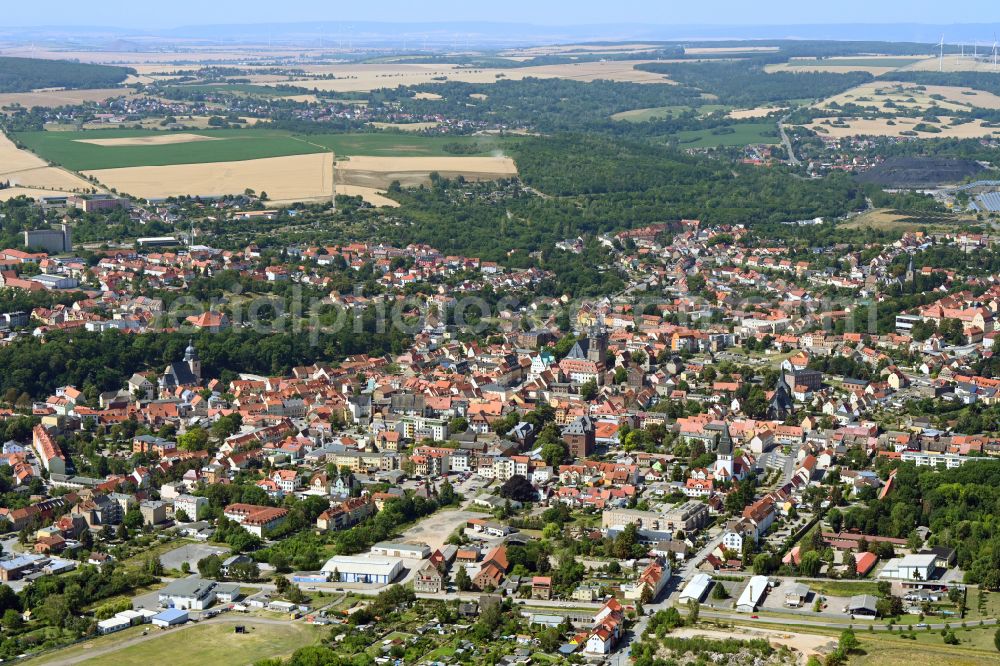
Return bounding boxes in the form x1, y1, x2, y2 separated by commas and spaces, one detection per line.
698, 608, 999, 632
781, 443, 803, 486
778, 114, 801, 167
316, 585, 607, 613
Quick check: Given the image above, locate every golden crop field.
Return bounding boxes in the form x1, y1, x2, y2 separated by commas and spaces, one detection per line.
256, 60, 674, 93
805, 115, 1000, 139
765, 55, 927, 75
0, 87, 134, 110
906, 54, 1000, 72
727, 106, 786, 119
79, 153, 516, 206
818, 81, 1000, 113
0, 133, 95, 195
335, 155, 518, 189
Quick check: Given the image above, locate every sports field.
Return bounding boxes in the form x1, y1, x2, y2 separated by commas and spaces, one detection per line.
14, 129, 493, 171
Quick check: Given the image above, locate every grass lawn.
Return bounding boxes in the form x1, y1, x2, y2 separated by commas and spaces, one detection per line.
120, 536, 190, 569
723, 618, 1000, 665
798, 579, 879, 599
611, 104, 728, 122
671, 122, 779, 148
421, 644, 458, 661
849, 626, 1000, 665
964, 589, 1000, 622
81, 582, 165, 613
14, 129, 500, 171
28, 620, 324, 666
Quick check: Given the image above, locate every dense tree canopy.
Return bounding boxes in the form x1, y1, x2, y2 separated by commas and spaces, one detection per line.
0, 57, 133, 93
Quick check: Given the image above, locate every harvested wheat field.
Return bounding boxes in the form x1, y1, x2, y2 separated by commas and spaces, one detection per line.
506, 60, 673, 84
83, 152, 403, 207
74, 133, 220, 147
0, 47, 315, 65
818, 81, 1000, 113
281, 94, 320, 103
261, 60, 672, 93
84, 152, 332, 202
0, 187, 77, 201
0, 134, 48, 172
501, 43, 663, 56
805, 116, 1000, 138
686, 46, 780, 55
0, 88, 134, 110
728, 107, 785, 119
906, 55, 1000, 72
370, 122, 441, 131
766, 55, 925, 75
0, 133, 94, 192
269, 185, 400, 208
335, 155, 517, 189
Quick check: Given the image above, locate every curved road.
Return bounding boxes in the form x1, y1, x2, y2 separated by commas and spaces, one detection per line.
778, 114, 801, 167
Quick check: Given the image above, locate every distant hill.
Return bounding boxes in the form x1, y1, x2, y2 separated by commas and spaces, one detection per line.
0, 57, 133, 93
855, 156, 984, 188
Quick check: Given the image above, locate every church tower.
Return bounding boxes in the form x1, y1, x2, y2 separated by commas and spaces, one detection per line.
715, 422, 734, 478
586, 325, 608, 364
905, 254, 915, 286
768, 371, 794, 420
184, 339, 201, 381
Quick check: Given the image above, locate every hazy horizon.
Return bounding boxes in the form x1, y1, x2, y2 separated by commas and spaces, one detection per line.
3, 0, 1000, 30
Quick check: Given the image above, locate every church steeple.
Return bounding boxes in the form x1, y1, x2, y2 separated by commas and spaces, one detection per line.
185, 339, 201, 380
905, 254, 915, 286
768, 371, 794, 420
586, 324, 608, 364
717, 422, 733, 456
715, 421, 735, 478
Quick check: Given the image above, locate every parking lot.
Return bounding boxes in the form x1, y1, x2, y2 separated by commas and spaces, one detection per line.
396, 508, 484, 551
158, 543, 230, 572
757, 580, 852, 619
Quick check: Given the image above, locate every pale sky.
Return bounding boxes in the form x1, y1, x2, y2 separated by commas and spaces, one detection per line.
3, 0, 999, 29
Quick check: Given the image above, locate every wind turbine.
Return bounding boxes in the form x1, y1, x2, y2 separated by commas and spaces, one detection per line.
993, 35, 998, 70
938, 35, 945, 71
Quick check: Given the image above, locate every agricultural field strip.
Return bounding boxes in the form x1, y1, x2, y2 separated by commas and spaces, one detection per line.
13, 129, 495, 171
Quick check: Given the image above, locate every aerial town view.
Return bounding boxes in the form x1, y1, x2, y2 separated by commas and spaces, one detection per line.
4, 1, 1000, 664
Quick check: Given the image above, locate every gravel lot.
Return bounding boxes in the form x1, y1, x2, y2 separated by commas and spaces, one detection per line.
158, 543, 230, 572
